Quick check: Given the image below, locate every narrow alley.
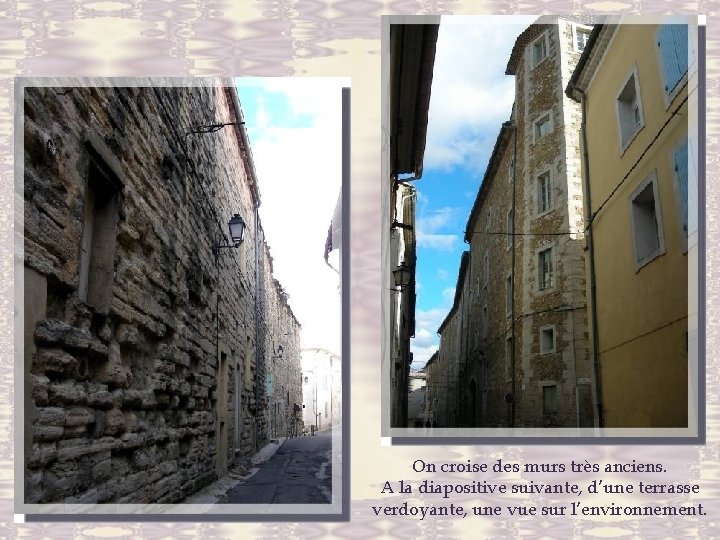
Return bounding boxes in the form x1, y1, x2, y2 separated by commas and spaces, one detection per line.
221, 430, 332, 504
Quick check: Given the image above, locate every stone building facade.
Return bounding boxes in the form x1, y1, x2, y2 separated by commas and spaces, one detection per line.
431, 20, 597, 428
22, 81, 301, 504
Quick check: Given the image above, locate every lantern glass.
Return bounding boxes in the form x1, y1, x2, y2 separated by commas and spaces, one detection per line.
228, 214, 246, 245
393, 264, 412, 287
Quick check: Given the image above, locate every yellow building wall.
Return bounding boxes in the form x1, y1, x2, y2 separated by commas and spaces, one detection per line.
583, 24, 689, 427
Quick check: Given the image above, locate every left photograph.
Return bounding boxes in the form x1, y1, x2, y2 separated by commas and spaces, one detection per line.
18, 79, 345, 516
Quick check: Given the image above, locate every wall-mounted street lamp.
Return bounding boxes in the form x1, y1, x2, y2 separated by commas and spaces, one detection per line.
392, 263, 413, 289
213, 213, 246, 263
391, 219, 414, 231
272, 344, 284, 359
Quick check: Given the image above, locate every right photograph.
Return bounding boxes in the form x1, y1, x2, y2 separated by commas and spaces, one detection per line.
381, 15, 701, 438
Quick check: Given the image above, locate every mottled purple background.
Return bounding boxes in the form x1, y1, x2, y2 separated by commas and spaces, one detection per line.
1, 1, 718, 538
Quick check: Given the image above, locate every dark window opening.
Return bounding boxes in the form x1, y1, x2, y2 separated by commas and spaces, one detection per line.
78, 156, 121, 310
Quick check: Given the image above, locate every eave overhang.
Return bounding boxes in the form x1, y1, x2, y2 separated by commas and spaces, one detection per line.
390, 23, 440, 179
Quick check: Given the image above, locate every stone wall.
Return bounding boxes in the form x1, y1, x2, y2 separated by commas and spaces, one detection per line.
23, 82, 301, 504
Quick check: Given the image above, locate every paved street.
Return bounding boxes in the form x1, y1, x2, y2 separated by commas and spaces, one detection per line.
221, 430, 332, 504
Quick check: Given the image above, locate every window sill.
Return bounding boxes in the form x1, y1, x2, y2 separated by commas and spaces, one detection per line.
531, 55, 549, 71
634, 248, 665, 273
619, 124, 644, 156
536, 207, 554, 219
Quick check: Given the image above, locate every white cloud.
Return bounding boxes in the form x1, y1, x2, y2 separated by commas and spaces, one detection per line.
437, 268, 449, 280
413, 328, 436, 348
424, 17, 535, 173
416, 206, 462, 251
442, 286, 456, 304
411, 304, 454, 370
416, 206, 455, 234
416, 234, 458, 251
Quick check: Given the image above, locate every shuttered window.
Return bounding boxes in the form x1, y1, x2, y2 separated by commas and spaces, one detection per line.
674, 141, 690, 236
658, 24, 690, 97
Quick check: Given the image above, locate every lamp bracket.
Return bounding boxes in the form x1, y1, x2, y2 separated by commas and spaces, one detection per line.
212, 233, 241, 264
391, 219, 414, 231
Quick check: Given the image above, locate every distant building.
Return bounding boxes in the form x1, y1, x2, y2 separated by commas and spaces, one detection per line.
382, 22, 439, 428
407, 371, 427, 427
566, 22, 696, 426
302, 348, 341, 431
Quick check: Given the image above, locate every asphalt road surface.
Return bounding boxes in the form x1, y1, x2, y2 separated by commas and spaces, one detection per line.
221, 430, 332, 504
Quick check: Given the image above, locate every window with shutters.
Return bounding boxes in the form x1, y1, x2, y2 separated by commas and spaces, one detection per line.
538, 246, 554, 291
616, 66, 644, 152
673, 139, 696, 250
629, 170, 665, 270
674, 141, 689, 239
657, 24, 691, 104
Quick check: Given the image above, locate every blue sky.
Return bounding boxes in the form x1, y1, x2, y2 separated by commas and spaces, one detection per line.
235, 78, 345, 355
410, 16, 536, 371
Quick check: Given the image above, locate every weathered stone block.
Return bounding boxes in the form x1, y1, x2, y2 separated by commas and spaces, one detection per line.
123, 410, 139, 432
65, 488, 98, 504
25, 470, 43, 503
28, 442, 58, 468
87, 389, 114, 409
34, 320, 90, 350
91, 436, 117, 454
131, 448, 151, 469
96, 341, 131, 388
87, 339, 110, 361
65, 406, 96, 427
35, 348, 79, 378
36, 407, 65, 426
115, 323, 139, 346
31, 374, 50, 405
48, 381, 86, 405
57, 438, 91, 462
92, 458, 112, 482
104, 408, 126, 436
120, 432, 145, 449
122, 389, 142, 408
34, 425, 64, 442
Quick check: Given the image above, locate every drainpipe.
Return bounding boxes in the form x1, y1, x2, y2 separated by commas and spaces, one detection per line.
579, 90, 604, 428
509, 121, 517, 428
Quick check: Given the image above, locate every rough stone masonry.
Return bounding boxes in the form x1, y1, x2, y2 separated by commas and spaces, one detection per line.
22, 82, 302, 504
